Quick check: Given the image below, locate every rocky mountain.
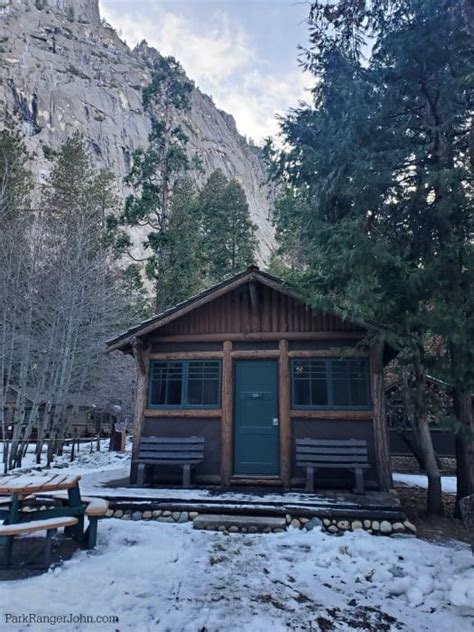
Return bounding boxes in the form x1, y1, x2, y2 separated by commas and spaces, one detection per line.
0, 0, 275, 257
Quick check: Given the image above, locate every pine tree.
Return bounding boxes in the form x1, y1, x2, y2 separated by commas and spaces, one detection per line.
109, 55, 200, 312
269, 0, 473, 514
145, 179, 206, 309
199, 169, 257, 282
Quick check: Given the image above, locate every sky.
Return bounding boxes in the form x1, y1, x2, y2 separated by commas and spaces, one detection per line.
99, 0, 315, 144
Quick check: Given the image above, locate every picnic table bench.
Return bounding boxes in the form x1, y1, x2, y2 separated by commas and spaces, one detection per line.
0, 473, 108, 568
40, 493, 109, 549
296, 438, 370, 494
0, 517, 79, 568
136, 436, 205, 488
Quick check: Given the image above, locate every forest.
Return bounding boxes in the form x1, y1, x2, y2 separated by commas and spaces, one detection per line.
0, 57, 258, 473
266, 0, 473, 516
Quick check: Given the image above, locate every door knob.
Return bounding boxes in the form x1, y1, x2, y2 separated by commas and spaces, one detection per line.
272, 417, 279, 426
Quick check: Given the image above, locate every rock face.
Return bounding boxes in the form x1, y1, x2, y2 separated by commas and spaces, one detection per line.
0, 0, 274, 257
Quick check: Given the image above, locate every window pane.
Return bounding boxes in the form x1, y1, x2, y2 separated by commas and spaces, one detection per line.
187, 380, 202, 405
167, 379, 183, 405
150, 377, 167, 405
294, 379, 311, 406
350, 360, 369, 406
293, 360, 328, 407
311, 379, 328, 406
186, 361, 220, 407
332, 378, 351, 406
149, 361, 183, 406
350, 380, 368, 406
331, 359, 368, 407
203, 379, 219, 405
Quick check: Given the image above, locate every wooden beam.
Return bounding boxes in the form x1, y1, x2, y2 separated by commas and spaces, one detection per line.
279, 339, 291, 489
369, 341, 393, 490
131, 336, 146, 374
291, 410, 373, 420
230, 350, 280, 359
143, 409, 222, 418
151, 331, 366, 343
230, 476, 283, 487
249, 280, 260, 332
149, 351, 223, 360
130, 342, 149, 479
288, 350, 368, 358
221, 340, 233, 487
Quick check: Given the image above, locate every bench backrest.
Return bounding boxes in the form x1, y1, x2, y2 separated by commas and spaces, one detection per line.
295, 438, 369, 465
138, 436, 205, 463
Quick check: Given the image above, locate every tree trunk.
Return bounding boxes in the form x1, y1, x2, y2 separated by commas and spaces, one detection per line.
399, 430, 426, 469
415, 353, 443, 515
453, 387, 474, 516
369, 341, 393, 490
400, 372, 426, 468
418, 420, 444, 515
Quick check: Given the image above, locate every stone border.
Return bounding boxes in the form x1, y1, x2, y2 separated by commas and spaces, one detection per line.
107, 509, 198, 523
20, 503, 415, 537
103, 508, 417, 537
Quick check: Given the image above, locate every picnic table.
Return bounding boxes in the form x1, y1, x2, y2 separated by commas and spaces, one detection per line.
0, 473, 107, 568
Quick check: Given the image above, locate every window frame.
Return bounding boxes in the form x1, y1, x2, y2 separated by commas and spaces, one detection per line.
291, 357, 371, 411
148, 359, 222, 410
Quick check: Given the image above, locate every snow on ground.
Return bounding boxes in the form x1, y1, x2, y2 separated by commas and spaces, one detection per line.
393, 473, 457, 495
1, 439, 131, 473
2, 446, 473, 629
1, 521, 473, 631
3, 440, 131, 476
5, 444, 371, 505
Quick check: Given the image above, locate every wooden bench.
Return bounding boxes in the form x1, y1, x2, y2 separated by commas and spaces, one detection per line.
0, 516, 78, 568
38, 494, 109, 549
136, 436, 205, 488
296, 439, 370, 494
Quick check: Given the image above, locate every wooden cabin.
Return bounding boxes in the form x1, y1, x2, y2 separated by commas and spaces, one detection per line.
107, 268, 393, 490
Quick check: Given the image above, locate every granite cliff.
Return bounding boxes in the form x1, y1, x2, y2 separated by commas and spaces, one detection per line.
0, 0, 274, 256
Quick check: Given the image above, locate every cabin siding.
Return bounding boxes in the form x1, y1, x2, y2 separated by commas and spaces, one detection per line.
288, 339, 364, 351
157, 284, 364, 337
112, 271, 392, 489
150, 342, 223, 353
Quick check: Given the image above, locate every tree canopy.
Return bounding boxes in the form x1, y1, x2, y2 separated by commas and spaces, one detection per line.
268, 0, 473, 512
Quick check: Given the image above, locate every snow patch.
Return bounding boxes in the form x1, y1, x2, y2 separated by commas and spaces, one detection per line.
1, 520, 472, 630
393, 473, 457, 495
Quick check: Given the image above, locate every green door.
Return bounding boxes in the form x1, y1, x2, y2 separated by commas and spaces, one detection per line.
234, 360, 279, 476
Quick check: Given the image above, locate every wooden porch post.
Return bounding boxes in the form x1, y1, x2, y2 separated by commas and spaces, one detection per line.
221, 340, 233, 486
369, 341, 393, 491
279, 339, 291, 488
131, 338, 149, 482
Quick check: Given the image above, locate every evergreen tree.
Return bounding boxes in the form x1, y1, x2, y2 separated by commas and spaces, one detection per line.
199, 169, 257, 282
269, 0, 473, 513
108, 55, 200, 311
0, 130, 32, 224
145, 179, 206, 309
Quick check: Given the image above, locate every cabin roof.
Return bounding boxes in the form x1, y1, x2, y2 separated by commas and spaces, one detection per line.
106, 266, 376, 353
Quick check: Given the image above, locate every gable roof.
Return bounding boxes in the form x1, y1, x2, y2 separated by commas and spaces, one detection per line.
106, 266, 373, 353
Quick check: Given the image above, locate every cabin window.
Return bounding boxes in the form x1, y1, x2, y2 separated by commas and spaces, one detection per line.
148, 360, 221, 409
291, 358, 370, 410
